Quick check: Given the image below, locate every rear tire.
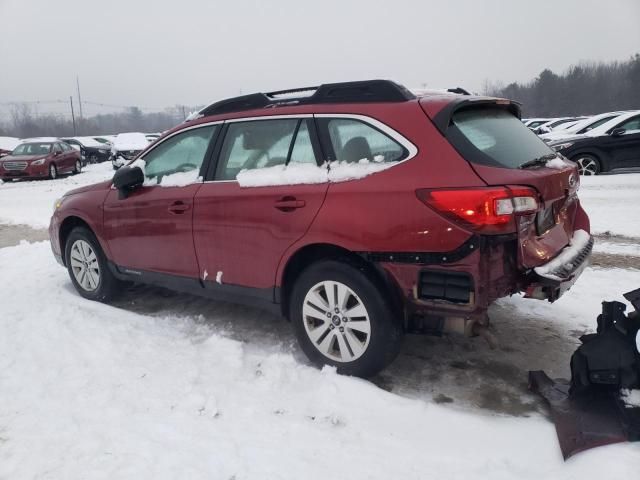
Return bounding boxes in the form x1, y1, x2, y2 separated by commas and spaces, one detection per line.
290, 260, 403, 377
65, 227, 123, 302
73, 159, 82, 174
572, 154, 601, 175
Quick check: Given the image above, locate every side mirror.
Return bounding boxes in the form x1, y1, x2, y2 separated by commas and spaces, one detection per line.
611, 128, 626, 137
54, 150, 61, 156
113, 166, 144, 199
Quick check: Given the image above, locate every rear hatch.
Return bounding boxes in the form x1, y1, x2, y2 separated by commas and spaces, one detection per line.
424, 100, 581, 269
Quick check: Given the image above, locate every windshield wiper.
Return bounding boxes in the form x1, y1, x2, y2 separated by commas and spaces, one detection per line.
519, 153, 557, 169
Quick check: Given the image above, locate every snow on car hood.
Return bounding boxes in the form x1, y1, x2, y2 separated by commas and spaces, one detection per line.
112, 133, 149, 151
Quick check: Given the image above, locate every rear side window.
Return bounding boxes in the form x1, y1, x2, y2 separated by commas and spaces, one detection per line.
325, 119, 405, 163
448, 108, 555, 169
215, 119, 318, 180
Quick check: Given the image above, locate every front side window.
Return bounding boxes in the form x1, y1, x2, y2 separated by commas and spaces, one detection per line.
616, 115, 640, 133
326, 119, 405, 163
142, 125, 216, 185
53, 143, 63, 153
216, 119, 317, 180
579, 116, 615, 133
448, 107, 555, 169
59, 142, 72, 152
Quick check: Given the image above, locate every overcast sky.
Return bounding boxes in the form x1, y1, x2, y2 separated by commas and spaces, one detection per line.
1, 0, 639, 114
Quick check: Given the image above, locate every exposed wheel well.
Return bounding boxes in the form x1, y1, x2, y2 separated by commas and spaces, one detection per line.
279, 243, 403, 322
59, 216, 92, 266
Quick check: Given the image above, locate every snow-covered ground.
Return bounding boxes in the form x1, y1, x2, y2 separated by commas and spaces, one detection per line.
0, 242, 639, 479
0, 163, 114, 228
579, 173, 640, 238
0, 166, 639, 478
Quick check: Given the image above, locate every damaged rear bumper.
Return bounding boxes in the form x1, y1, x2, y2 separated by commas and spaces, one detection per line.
525, 233, 594, 302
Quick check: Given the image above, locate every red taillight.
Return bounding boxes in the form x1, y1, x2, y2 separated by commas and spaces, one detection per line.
416, 187, 539, 234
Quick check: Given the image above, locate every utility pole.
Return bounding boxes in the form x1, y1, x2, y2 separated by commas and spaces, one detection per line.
69, 96, 77, 135
76, 75, 84, 120
181, 105, 186, 120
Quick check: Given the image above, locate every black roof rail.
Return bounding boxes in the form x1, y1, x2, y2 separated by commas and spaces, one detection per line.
447, 87, 471, 96
198, 79, 416, 117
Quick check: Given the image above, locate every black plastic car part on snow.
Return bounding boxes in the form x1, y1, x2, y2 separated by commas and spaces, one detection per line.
529, 288, 640, 459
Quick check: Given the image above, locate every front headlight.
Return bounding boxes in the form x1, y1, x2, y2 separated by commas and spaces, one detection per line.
32, 158, 46, 165
551, 142, 574, 151
53, 197, 65, 212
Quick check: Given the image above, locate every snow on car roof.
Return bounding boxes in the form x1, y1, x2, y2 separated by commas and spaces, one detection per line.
71, 136, 107, 148
20, 137, 59, 143
113, 132, 151, 150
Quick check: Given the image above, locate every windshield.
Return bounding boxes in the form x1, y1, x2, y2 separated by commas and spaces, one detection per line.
11, 143, 52, 156
448, 107, 555, 169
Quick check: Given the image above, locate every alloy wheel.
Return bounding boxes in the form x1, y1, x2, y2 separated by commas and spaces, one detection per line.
576, 157, 598, 175
70, 240, 101, 292
302, 281, 371, 362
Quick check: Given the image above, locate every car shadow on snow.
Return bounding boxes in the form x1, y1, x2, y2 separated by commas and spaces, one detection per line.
109, 283, 580, 418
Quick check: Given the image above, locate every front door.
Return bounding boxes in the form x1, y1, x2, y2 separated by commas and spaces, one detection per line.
103, 124, 218, 278
608, 115, 640, 169
193, 118, 329, 294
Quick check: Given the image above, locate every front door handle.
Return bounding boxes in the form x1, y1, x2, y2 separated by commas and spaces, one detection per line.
168, 201, 190, 214
274, 197, 306, 212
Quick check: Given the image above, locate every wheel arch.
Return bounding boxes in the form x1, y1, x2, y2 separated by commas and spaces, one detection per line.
278, 242, 404, 323
59, 215, 101, 266
568, 148, 609, 172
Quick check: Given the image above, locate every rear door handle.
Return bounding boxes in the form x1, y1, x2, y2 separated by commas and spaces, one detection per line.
168, 201, 190, 214
274, 197, 306, 212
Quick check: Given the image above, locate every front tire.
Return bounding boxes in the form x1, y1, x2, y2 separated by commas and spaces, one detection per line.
65, 227, 122, 302
572, 154, 601, 175
49, 163, 58, 179
290, 260, 403, 377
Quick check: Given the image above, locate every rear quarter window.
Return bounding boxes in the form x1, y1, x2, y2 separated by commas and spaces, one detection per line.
447, 108, 555, 169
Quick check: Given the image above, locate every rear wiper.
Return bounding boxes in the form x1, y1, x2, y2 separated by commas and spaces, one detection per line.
519, 153, 557, 169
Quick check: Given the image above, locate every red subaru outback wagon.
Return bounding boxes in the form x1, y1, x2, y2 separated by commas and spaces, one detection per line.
49, 80, 592, 377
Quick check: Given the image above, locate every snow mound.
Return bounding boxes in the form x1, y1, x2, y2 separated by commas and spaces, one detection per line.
112, 132, 150, 151
622, 389, 640, 408
534, 230, 591, 281
237, 163, 327, 187
236, 158, 392, 187
545, 157, 569, 169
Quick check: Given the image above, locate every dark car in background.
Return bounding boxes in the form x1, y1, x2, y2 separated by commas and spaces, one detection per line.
62, 137, 112, 164
1, 139, 82, 181
548, 111, 640, 175
110, 132, 150, 169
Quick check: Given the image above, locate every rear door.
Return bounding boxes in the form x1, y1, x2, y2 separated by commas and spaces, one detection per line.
103, 124, 218, 277
193, 117, 329, 294
443, 106, 580, 269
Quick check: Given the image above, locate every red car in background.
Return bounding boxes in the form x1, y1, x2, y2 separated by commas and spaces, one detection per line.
49, 80, 592, 377
0, 139, 83, 181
